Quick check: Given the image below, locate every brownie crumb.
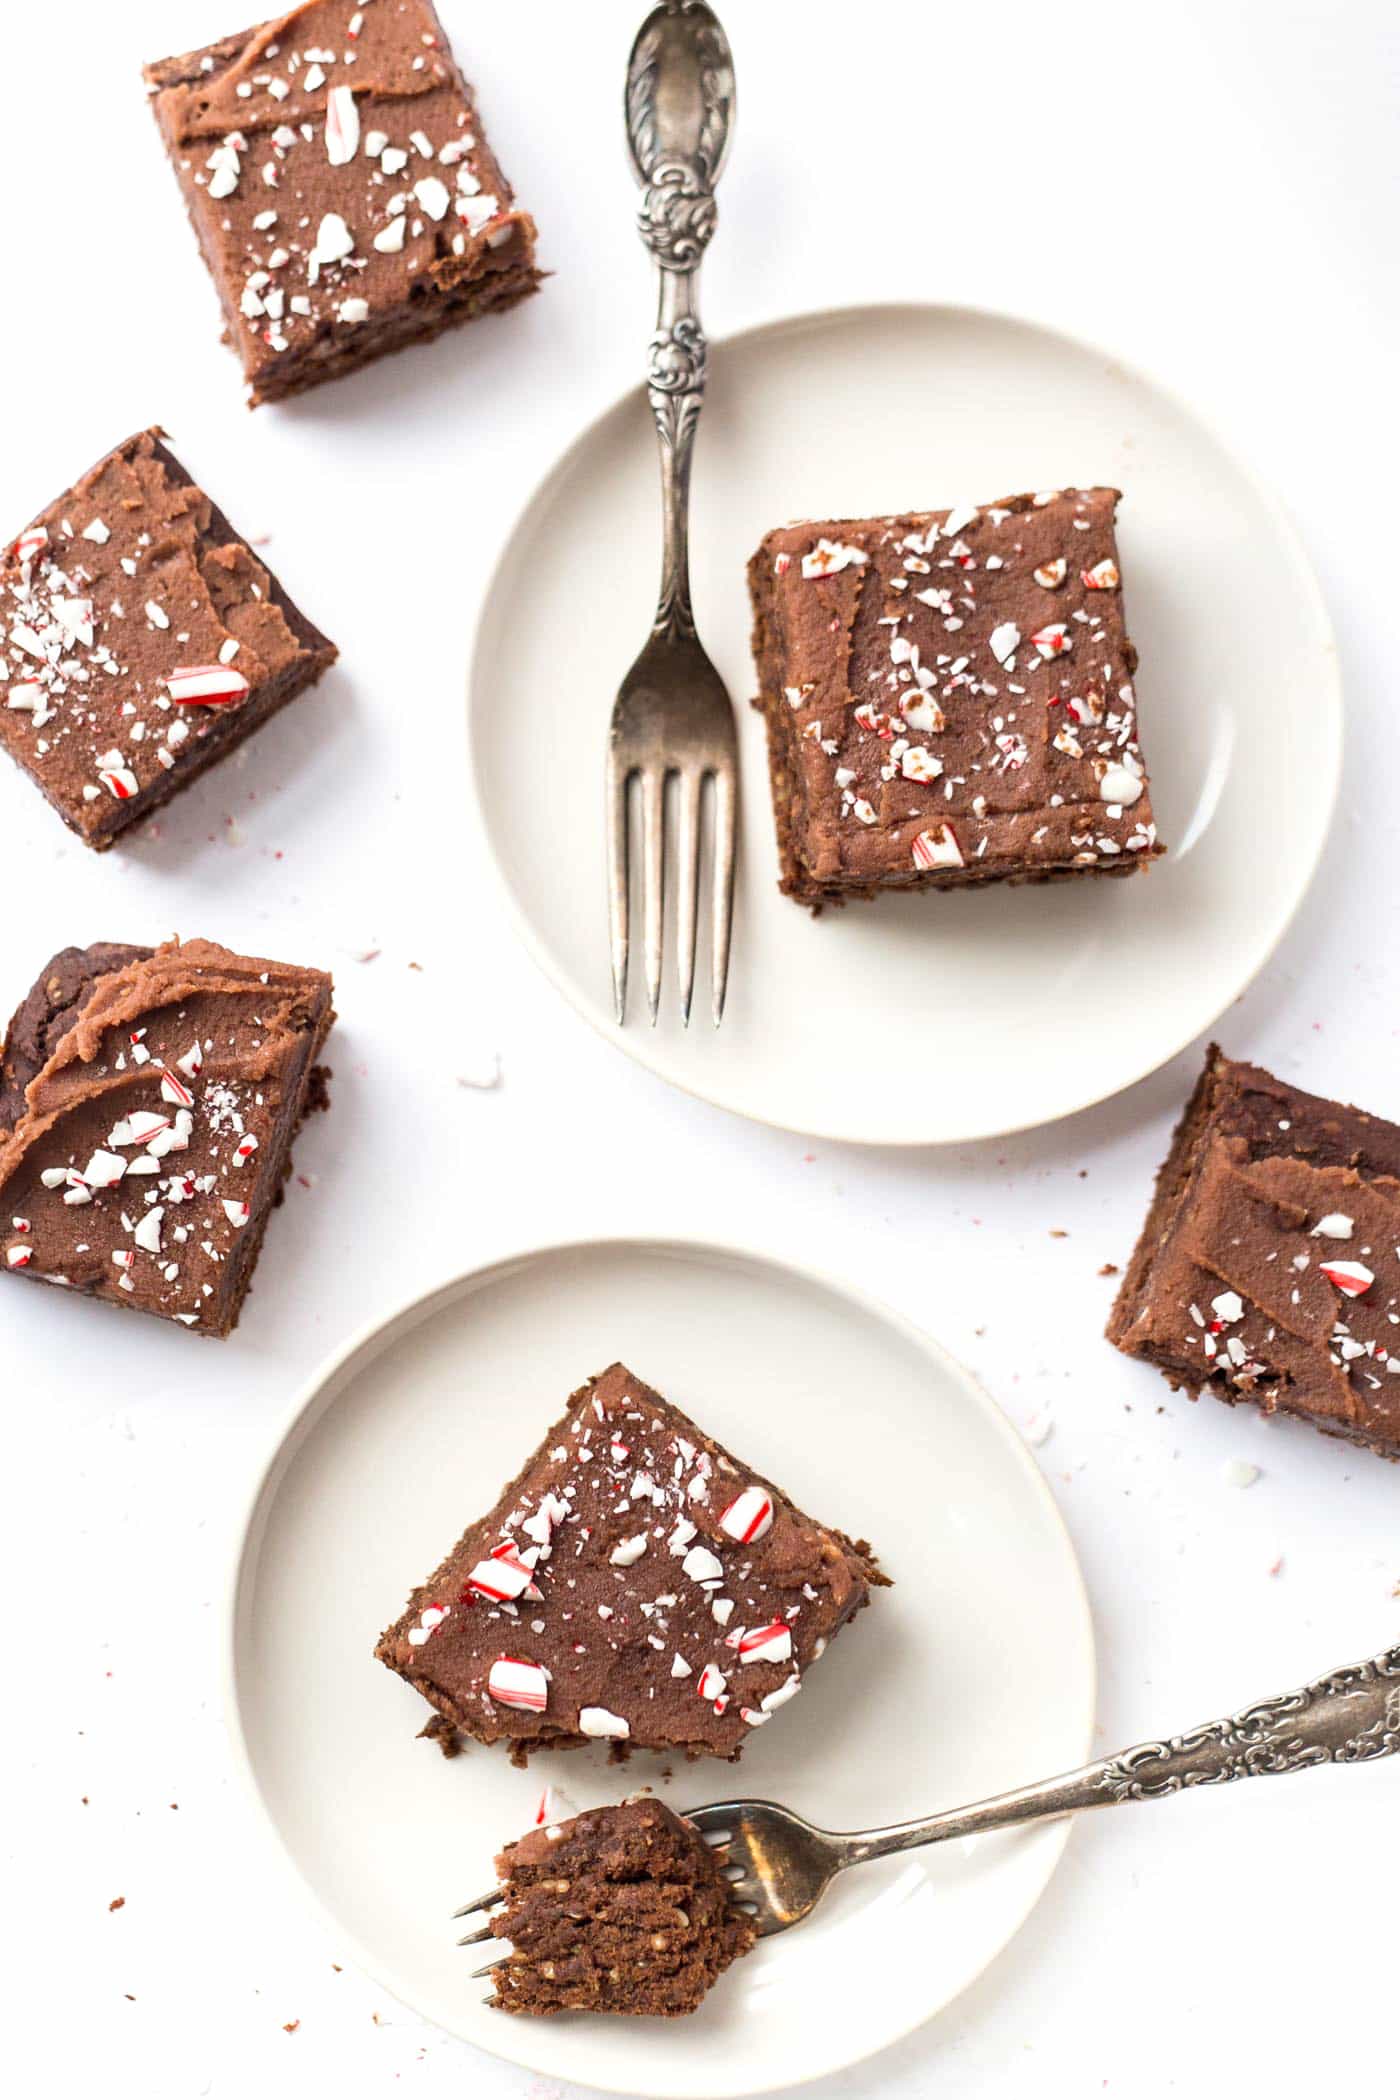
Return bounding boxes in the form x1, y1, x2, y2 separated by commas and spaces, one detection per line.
417, 1713, 461, 1759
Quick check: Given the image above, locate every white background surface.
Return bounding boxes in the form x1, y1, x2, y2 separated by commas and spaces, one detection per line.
3, 1, 1397, 2095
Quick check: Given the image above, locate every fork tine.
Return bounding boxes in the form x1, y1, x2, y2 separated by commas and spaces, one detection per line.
710, 767, 737, 1025
641, 768, 666, 1024
456, 1922, 497, 1946
606, 760, 631, 1026
471, 1960, 503, 1981
675, 768, 702, 1027
452, 1886, 505, 1920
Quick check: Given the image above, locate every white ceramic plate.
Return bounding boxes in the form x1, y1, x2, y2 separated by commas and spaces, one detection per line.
470, 304, 1340, 1145
228, 1237, 1094, 2096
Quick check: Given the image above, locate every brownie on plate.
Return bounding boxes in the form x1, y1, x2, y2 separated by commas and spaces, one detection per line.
0, 430, 337, 848
376, 1361, 886, 1760
747, 488, 1161, 907
144, 0, 542, 405
0, 938, 333, 1337
485, 1798, 755, 2017
1109, 1045, 1400, 1460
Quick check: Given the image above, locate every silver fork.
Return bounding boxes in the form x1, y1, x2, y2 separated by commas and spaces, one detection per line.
452, 1643, 1400, 1962
683, 1640, 1400, 1935
608, 1, 739, 1028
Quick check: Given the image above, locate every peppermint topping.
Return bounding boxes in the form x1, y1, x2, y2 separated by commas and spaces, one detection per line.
405, 1603, 450, 1647
737, 1620, 793, 1665
717, 1486, 774, 1544
801, 539, 867, 580
466, 1542, 540, 1602
1098, 763, 1143, 806
1311, 1214, 1354, 1238
487, 1657, 549, 1712
912, 825, 964, 871
165, 665, 251, 708
1033, 559, 1068, 588
681, 1545, 724, 1586
1029, 623, 1071, 657
324, 84, 360, 165
577, 1705, 630, 1739
1082, 559, 1120, 589
1320, 1259, 1374, 1297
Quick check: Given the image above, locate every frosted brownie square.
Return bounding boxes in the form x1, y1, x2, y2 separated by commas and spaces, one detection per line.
0, 938, 333, 1337
376, 1361, 886, 1760
1109, 1045, 1400, 1460
144, 0, 541, 405
0, 430, 336, 848
747, 487, 1161, 907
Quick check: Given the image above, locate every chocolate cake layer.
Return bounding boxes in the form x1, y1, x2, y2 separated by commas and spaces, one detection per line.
376, 1361, 887, 1761
748, 488, 1161, 907
1109, 1045, 1400, 1459
0, 430, 336, 848
0, 938, 333, 1337
488, 1798, 755, 2017
144, 0, 542, 405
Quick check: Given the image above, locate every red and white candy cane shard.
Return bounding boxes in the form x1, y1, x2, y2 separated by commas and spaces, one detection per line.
738, 1621, 793, 1666
159, 1067, 195, 1108
1033, 558, 1067, 589
234, 1133, 259, 1162
6, 1245, 33, 1268
696, 1663, 728, 1702
1081, 559, 1120, 590
465, 1542, 538, 1602
911, 824, 964, 872
406, 1603, 450, 1647
12, 1217, 31, 1234
175, 1043, 204, 1081
487, 1656, 549, 1712
1030, 623, 1072, 657
324, 82, 360, 165
164, 665, 252, 708
1320, 1259, 1374, 1297
12, 526, 47, 566
100, 767, 140, 801
222, 1199, 251, 1228
718, 1486, 774, 1544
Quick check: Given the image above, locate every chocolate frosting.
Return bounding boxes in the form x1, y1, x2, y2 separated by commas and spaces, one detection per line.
0, 937, 333, 1336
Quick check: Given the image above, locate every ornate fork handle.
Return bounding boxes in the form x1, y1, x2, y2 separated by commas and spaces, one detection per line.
625, 3, 735, 641
844, 1643, 1400, 1868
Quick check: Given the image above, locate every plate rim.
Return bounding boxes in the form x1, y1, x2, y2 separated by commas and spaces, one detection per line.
222, 1229, 1098, 2096
464, 296, 1344, 1149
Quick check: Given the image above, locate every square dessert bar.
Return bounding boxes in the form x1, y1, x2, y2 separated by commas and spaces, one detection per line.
376, 1361, 886, 1761
747, 488, 1161, 907
0, 429, 336, 849
1109, 1046, 1400, 1460
0, 938, 333, 1338
486, 1799, 755, 2018
144, 0, 542, 405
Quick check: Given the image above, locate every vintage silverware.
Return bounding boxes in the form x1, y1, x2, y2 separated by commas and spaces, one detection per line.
607, 1, 738, 1027
454, 1640, 1399, 1959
